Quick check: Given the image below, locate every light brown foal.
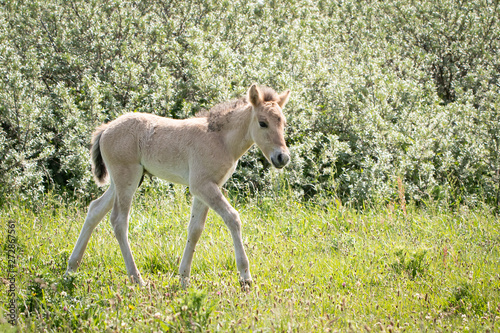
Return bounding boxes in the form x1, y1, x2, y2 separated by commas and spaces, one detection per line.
65, 84, 291, 288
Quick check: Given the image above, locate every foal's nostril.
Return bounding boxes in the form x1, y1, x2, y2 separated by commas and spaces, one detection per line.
281, 153, 290, 166
273, 152, 290, 168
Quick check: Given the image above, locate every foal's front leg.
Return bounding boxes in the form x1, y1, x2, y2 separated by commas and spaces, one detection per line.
179, 197, 209, 288
190, 182, 252, 287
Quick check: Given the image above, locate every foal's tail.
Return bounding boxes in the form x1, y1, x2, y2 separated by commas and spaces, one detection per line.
91, 124, 109, 186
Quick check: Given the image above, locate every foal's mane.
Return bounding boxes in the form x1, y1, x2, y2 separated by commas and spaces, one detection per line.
196, 86, 280, 132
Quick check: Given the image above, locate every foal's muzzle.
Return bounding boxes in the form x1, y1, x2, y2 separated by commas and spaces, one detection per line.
271, 151, 290, 169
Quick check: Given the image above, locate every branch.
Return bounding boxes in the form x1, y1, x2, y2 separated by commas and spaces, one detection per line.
39, 17, 60, 53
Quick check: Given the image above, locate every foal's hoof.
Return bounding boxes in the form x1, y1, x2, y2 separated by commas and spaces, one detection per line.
63, 267, 76, 278
239, 279, 252, 291
130, 276, 147, 287
180, 276, 190, 289
63, 270, 77, 281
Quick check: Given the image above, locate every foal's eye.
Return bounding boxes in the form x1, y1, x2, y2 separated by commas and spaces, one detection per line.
259, 121, 268, 128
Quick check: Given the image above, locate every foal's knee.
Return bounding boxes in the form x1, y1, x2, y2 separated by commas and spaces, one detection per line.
223, 208, 242, 234
110, 213, 128, 239
113, 225, 127, 240
188, 221, 205, 239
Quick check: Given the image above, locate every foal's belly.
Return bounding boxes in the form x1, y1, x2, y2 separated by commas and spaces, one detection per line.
141, 160, 190, 186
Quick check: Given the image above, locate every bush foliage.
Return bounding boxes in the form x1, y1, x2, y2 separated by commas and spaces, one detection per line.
0, 0, 499, 207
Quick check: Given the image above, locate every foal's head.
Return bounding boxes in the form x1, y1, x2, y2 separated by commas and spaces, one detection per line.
248, 84, 291, 169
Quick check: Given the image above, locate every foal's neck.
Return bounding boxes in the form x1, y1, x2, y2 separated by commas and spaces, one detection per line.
221, 105, 255, 161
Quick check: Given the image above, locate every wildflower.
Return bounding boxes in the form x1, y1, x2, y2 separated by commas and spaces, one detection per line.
60, 291, 67, 297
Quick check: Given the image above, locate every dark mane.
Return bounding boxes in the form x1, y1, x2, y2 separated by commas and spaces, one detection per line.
196, 86, 279, 132
257, 86, 280, 103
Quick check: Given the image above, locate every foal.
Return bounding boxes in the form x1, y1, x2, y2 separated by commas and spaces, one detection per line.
65, 84, 291, 287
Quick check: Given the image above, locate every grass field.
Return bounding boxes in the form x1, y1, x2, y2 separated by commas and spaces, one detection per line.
1, 188, 499, 332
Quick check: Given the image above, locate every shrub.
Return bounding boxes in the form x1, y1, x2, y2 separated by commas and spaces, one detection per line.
0, 0, 498, 208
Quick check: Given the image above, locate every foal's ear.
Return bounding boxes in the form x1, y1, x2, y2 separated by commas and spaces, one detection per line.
248, 84, 262, 107
277, 89, 291, 109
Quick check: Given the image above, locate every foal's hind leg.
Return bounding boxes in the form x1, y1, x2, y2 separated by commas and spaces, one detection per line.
179, 197, 209, 288
109, 165, 145, 286
65, 184, 115, 276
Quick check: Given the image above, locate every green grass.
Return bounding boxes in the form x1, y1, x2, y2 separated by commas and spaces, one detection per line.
1, 189, 499, 332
